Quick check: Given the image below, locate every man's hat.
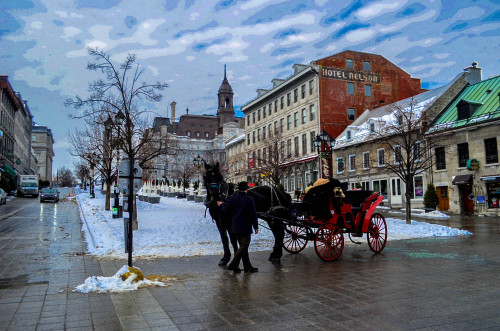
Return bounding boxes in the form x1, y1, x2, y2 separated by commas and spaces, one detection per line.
238, 181, 250, 190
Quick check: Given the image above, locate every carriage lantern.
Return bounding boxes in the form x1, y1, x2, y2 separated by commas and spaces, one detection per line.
315, 129, 336, 177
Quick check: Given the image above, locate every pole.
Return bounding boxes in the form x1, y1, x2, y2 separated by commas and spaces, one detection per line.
128, 156, 134, 267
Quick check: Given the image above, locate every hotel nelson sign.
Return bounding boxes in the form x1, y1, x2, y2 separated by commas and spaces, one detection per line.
320, 66, 381, 84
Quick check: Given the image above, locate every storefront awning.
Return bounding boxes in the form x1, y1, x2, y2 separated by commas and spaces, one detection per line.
0, 163, 16, 177
480, 175, 500, 181
452, 174, 473, 185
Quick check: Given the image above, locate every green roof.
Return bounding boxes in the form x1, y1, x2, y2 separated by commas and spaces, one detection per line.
430, 75, 500, 132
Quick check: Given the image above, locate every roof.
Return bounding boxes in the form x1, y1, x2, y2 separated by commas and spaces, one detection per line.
428, 75, 500, 133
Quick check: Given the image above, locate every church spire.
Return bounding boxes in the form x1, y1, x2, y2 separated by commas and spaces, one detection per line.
223, 64, 227, 82
217, 64, 234, 125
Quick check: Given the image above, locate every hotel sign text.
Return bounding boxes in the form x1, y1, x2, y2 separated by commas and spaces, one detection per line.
321, 66, 381, 84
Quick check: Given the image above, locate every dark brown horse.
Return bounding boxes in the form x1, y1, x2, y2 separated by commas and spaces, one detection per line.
204, 162, 291, 264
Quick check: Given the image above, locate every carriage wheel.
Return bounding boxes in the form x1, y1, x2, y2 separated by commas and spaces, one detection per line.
283, 224, 308, 254
367, 213, 387, 253
314, 224, 344, 261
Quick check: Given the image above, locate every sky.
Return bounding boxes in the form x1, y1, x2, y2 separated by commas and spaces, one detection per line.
1, 0, 499, 174
73, 189, 470, 292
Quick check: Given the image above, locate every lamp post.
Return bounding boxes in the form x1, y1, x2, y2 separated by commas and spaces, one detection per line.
193, 154, 204, 195
314, 129, 336, 178
89, 151, 97, 198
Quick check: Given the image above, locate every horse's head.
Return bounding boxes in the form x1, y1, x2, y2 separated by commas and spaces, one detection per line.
203, 162, 224, 200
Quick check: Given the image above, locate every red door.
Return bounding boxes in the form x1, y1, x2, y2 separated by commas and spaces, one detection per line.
459, 184, 474, 214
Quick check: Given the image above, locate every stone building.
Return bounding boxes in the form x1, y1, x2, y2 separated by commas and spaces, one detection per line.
427, 70, 500, 216
241, 50, 425, 193
13, 93, 35, 176
32, 125, 55, 183
332, 66, 477, 208
225, 133, 246, 184
0, 76, 19, 183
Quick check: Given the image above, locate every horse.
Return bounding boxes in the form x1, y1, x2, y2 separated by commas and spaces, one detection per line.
203, 162, 292, 264
203, 162, 239, 266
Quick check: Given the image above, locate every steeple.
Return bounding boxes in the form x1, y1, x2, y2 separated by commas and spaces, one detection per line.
217, 64, 235, 125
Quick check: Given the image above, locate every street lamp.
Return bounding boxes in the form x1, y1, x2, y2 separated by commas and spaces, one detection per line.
193, 154, 204, 195
89, 151, 98, 198
315, 129, 336, 178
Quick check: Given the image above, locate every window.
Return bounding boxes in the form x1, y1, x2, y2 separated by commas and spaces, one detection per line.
302, 108, 307, 124
413, 141, 421, 162
287, 93, 291, 106
337, 157, 344, 174
257, 128, 261, 141
257, 150, 261, 167
347, 82, 354, 95
258, 109, 261, 121
346, 130, 351, 141
269, 145, 273, 162
348, 108, 355, 121
486, 182, 500, 208
287, 115, 291, 130
287, 139, 292, 157
435, 147, 446, 170
372, 179, 388, 198
280, 118, 284, 132
361, 181, 370, 191
32, 135, 36, 142
369, 121, 375, 134
458, 143, 469, 167
247, 133, 250, 145
377, 148, 385, 166
294, 88, 298, 102
301, 84, 306, 98
269, 123, 273, 136
457, 101, 471, 121
252, 131, 256, 144
396, 114, 403, 127
252, 112, 256, 124
294, 136, 299, 157
309, 80, 314, 95
281, 142, 285, 159
269, 103, 272, 116
363, 61, 371, 71
187, 131, 191, 137
247, 116, 250, 126
414, 176, 423, 199
294, 112, 298, 127
263, 126, 266, 139
349, 154, 356, 172
310, 104, 315, 121
310, 131, 315, 154
363, 151, 370, 169
485, 138, 498, 164
392, 178, 401, 196
365, 85, 372, 97
302, 134, 307, 155
394, 145, 402, 164
275, 100, 278, 113
263, 147, 266, 164
280, 96, 284, 109
205, 132, 209, 138
346, 59, 353, 69
262, 106, 266, 119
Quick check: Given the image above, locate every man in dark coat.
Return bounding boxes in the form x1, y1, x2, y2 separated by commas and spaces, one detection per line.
217, 181, 259, 273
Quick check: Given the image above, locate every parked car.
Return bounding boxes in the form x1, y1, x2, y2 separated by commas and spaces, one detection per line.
0, 188, 7, 205
39, 188, 60, 203
7, 190, 16, 196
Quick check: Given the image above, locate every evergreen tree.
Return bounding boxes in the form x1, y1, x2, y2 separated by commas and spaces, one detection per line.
423, 183, 439, 209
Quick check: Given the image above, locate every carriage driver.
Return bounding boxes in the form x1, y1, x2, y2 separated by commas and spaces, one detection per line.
217, 181, 259, 273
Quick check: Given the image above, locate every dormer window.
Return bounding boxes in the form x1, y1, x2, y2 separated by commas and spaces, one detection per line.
369, 121, 375, 134
457, 99, 482, 121
396, 114, 403, 127
346, 130, 351, 141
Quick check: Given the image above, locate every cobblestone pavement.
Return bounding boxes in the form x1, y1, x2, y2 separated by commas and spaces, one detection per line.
0, 196, 499, 330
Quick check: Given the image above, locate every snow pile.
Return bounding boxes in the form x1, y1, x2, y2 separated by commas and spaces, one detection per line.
77, 191, 471, 259
74, 265, 164, 293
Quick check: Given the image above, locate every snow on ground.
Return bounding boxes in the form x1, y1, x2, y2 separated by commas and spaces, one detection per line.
76, 190, 471, 260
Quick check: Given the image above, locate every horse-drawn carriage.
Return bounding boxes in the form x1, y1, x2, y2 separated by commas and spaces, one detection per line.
257, 179, 388, 261
204, 162, 387, 263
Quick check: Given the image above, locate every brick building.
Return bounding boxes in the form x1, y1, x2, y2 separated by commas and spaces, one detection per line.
241, 50, 425, 193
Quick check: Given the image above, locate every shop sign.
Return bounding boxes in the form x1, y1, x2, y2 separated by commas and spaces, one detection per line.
466, 158, 479, 171
321, 66, 381, 84
477, 196, 485, 204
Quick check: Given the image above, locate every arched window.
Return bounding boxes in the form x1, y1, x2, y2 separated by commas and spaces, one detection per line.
186, 131, 191, 137
225, 97, 230, 108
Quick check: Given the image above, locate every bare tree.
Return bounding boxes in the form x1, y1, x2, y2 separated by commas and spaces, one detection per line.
371, 96, 436, 224
250, 130, 296, 187
170, 162, 197, 193
59, 167, 75, 187
65, 48, 169, 267
74, 161, 90, 190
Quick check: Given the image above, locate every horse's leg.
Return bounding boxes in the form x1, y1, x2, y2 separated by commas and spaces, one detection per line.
267, 218, 284, 264
215, 212, 232, 266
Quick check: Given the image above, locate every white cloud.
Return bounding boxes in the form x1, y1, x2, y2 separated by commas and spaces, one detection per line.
62, 26, 82, 40
345, 28, 376, 43
190, 12, 200, 20
239, 75, 252, 80
379, 10, 437, 34
30, 21, 43, 29
452, 6, 486, 20
410, 56, 424, 62
186, 56, 195, 62
408, 61, 456, 78
281, 32, 322, 45
355, 0, 407, 21
148, 65, 159, 76
433, 53, 449, 60
240, 0, 287, 10
260, 42, 275, 53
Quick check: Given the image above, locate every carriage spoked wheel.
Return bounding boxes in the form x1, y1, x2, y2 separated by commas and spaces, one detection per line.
314, 224, 344, 261
367, 213, 387, 253
283, 224, 308, 254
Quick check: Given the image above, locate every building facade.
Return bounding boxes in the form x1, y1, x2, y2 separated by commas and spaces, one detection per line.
14, 93, 35, 176
427, 72, 500, 216
0, 76, 19, 183
32, 125, 55, 183
241, 50, 425, 194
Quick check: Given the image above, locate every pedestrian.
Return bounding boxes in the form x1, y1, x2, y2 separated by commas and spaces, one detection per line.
217, 181, 259, 273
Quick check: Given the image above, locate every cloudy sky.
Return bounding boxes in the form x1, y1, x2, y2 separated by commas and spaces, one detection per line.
1, 0, 499, 173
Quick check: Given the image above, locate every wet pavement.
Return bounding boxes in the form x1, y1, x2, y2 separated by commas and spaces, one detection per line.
0, 195, 499, 330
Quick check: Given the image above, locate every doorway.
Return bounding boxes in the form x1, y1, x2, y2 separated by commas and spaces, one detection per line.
458, 184, 474, 214
390, 177, 402, 206
437, 186, 449, 211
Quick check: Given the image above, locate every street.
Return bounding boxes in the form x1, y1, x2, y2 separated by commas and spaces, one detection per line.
0, 194, 499, 330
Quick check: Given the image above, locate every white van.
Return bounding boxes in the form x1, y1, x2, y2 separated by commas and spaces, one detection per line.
18, 175, 39, 197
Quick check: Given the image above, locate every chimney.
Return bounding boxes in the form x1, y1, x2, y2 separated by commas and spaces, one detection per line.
170, 101, 176, 121
464, 61, 482, 84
